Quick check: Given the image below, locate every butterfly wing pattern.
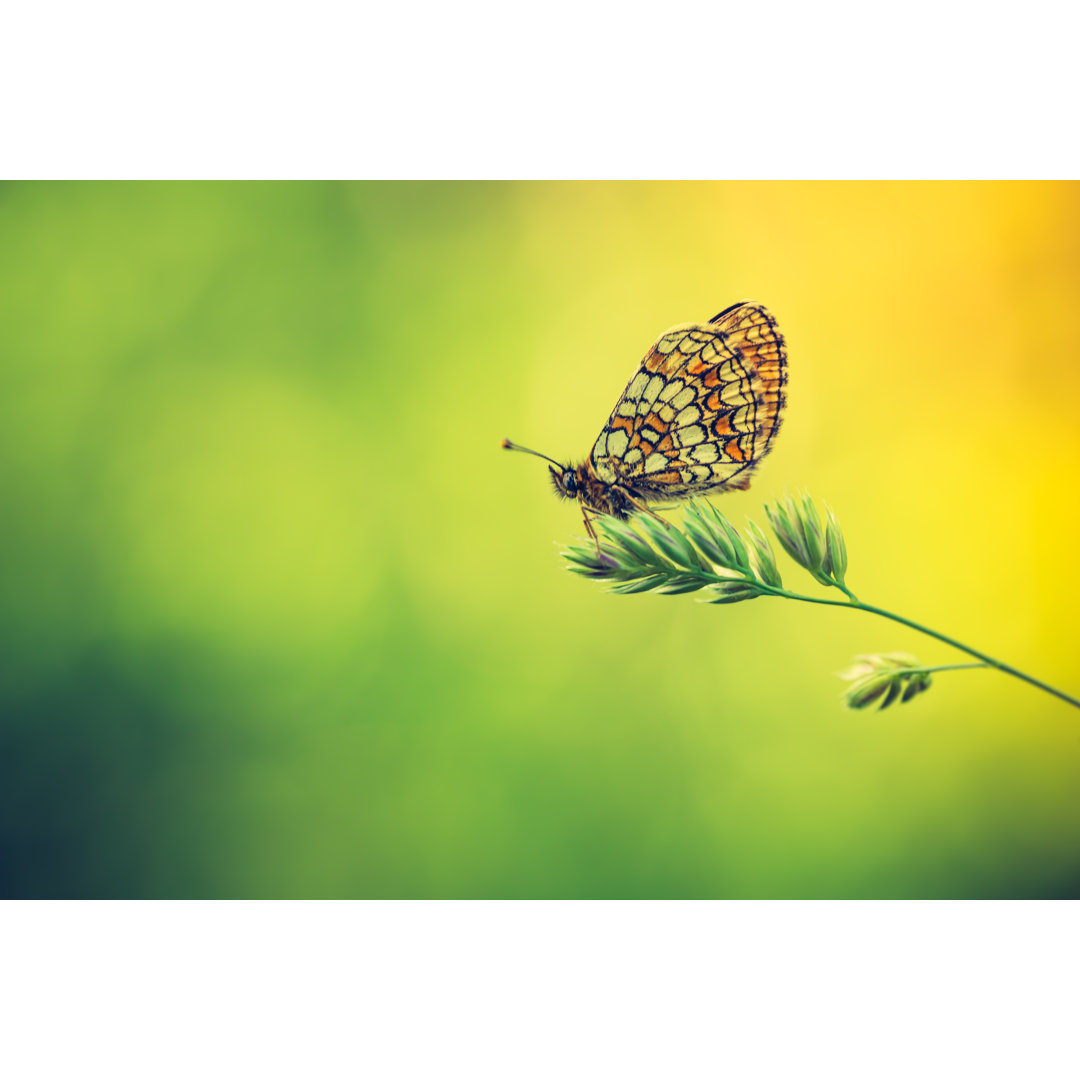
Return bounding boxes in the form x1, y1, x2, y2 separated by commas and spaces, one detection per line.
589, 301, 786, 501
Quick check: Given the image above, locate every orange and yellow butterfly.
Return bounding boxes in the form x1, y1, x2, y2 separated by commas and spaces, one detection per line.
503, 301, 787, 543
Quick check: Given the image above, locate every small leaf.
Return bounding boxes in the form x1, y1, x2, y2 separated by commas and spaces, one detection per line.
632, 514, 689, 569
684, 519, 734, 568
657, 575, 710, 595
822, 503, 848, 586
764, 498, 809, 569
765, 493, 849, 591
598, 517, 665, 568
744, 520, 782, 588
608, 574, 669, 594
606, 546, 650, 573
563, 545, 619, 579
900, 673, 931, 703
797, 492, 826, 575
844, 674, 892, 709
877, 679, 903, 710
839, 653, 932, 711
706, 506, 751, 572
685, 501, 740, 569
665, 521, 710, 572
706, 581, 761, 604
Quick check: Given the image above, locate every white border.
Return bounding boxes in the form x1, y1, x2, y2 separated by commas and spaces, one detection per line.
2, 2, 1078, 178
1, 902, 1076, 1078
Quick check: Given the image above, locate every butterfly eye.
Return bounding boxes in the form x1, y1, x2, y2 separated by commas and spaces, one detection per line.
563, 471, 578, 495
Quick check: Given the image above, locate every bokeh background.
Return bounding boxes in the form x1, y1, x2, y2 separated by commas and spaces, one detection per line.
1, 181, 1079, 898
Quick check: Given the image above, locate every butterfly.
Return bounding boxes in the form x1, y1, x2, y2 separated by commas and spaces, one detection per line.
503, 301, 787, 546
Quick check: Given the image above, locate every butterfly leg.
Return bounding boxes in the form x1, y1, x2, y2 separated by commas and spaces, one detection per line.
580, 506, 604, 559
619, 489, 674, 530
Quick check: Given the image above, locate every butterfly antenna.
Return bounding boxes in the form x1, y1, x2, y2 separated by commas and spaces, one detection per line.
501, 438, 563, 469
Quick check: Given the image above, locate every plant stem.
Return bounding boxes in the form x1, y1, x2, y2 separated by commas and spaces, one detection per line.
761, 585, 1080, 711
893, 663, 987, 675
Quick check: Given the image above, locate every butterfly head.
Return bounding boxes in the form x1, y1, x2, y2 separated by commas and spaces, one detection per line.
502, 437, 579, 501
549, 464, 580, 500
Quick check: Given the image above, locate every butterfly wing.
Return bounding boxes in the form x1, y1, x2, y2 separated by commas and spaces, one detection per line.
589, 301, 787, 500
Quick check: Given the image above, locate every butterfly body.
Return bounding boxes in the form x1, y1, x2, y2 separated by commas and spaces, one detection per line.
548, 460, 639, 519
506, 300, 787, 532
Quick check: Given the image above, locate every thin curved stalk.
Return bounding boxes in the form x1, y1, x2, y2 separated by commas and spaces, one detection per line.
887, 663, 986, 675
758, 585, 1080, 711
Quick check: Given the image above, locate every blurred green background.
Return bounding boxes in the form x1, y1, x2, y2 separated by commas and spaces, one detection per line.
2, 181, 1079, 898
